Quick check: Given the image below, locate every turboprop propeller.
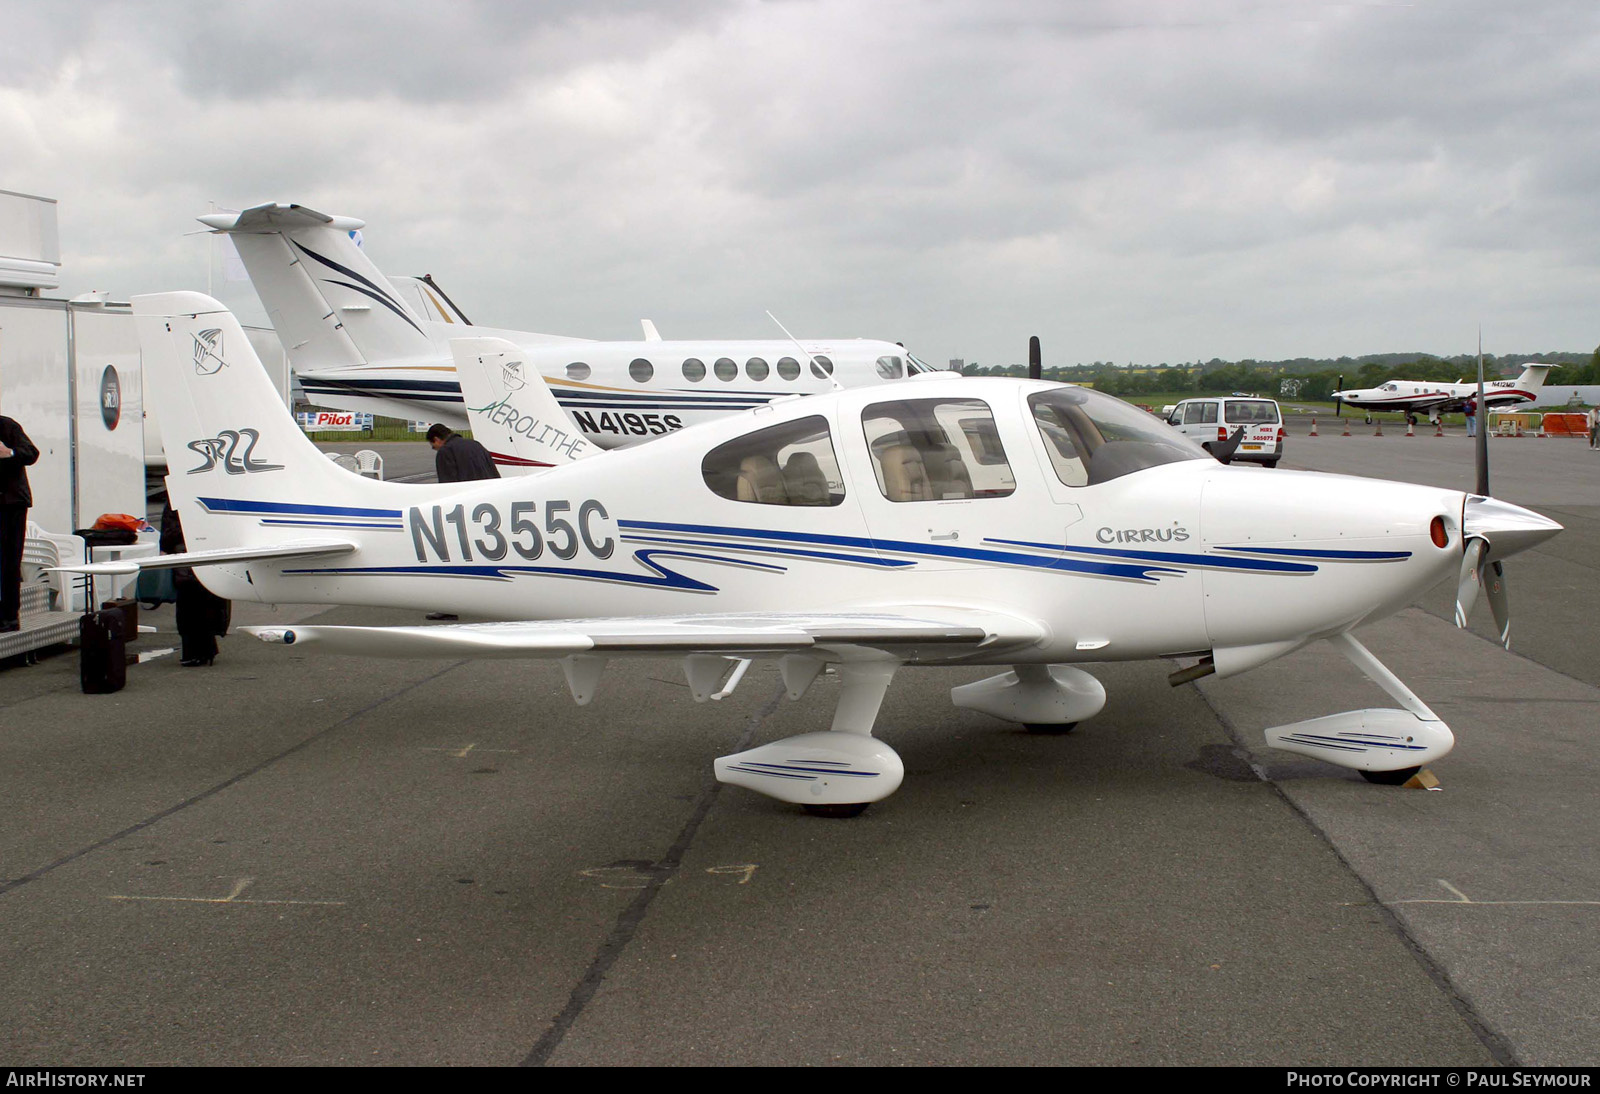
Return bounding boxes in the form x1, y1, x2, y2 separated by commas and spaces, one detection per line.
1452, 342, 1560, 648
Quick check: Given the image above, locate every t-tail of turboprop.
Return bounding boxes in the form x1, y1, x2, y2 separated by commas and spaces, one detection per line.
1511, 363, 1554, 396
198, 203, 436, 371
453, 337, 600, 474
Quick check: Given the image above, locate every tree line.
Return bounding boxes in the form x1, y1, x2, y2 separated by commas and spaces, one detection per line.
961, 348, 1600, 400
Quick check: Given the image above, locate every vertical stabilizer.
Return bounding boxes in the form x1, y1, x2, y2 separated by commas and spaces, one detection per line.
453, 337, 599, 473
199, 203, 437, 370
134, 292, 400, 558
1513, 363, 1553, 394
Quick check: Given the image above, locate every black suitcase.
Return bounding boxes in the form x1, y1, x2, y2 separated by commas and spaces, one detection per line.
101, 597, 139, 641
80, 608, 127, 694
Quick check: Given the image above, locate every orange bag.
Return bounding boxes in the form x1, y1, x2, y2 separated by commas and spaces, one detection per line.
91, 513, 150, 532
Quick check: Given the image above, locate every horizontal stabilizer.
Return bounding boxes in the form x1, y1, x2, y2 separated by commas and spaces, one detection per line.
55, 540, 358, 577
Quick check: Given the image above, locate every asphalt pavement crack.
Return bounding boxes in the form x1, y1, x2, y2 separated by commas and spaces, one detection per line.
520, 681, 786, 1067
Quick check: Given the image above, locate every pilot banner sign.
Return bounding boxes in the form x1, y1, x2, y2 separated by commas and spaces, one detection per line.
296, 410, 372, 433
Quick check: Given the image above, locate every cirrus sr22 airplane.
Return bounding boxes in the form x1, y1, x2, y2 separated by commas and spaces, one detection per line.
77, 293, 1561, 817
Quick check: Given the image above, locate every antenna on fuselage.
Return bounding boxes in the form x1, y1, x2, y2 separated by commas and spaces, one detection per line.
766, 310, 843, 391
1028, 336, 1041, 380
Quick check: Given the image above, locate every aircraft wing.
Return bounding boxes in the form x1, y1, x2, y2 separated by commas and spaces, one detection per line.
56, 540, 359, 577
244, 607, 1044, 660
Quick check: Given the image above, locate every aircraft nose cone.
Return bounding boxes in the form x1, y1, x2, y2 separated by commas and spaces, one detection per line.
1463, 495, 1562, 560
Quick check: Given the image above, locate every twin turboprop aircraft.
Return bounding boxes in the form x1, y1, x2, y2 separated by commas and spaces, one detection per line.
81, 293, 1562, 816
1331, 364, 1553, 423
203, 202, 942, 458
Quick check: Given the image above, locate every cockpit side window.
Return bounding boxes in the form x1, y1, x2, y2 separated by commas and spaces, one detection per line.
862, 398, 1014, 501
701, 415, 844, 507
875, 355, 904, 380
1030, 387, 1208, 487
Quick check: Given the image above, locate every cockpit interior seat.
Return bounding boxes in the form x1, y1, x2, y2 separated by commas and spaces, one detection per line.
879, 444, 934, 502
923, 443, 974, 499
736, 455, 790, 504
782, 452, 831, 505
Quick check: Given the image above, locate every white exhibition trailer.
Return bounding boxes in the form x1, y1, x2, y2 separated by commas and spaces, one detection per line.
0, 189, 288, 657
0, 190, 145, 538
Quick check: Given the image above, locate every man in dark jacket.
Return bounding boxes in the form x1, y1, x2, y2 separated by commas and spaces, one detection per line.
0, 415, 40, 632
427, 424, 500, 483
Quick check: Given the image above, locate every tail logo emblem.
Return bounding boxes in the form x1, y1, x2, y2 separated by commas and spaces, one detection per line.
500, 359, 527, 392
193, 329, 228, 375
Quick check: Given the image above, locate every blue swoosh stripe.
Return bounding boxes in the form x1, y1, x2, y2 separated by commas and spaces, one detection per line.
286, 548, 784, 594
987, 537, 1318, 575
1216, 546, 1412, 561
621, 532, 913, 569
199, 497, 402, 518
619, 519, 1177, 582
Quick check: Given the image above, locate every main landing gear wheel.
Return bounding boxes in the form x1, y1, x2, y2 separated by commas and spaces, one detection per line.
1360, 766, 1421, 786
803, 802, 871, 818
1025, 722, 1078, 734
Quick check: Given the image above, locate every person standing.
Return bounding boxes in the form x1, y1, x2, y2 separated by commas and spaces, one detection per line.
1464, 398, 1477, 437
427, 424, 500, 483
160, 501, 230, 666
0, 414, 39, 633
423, 426, 498, 620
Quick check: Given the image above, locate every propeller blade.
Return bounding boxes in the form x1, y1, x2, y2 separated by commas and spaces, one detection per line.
1485, 560, 1510, 649
1475, 333, 1489, 496
1334, 374, 1343, 417
1455, 537, 1485, 628
1028, 336, 1041, 381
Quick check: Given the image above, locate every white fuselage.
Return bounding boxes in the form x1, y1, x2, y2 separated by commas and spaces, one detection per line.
1332, 372, 1546, 416
297, 337, 941, 445
188, 379, 1466, 670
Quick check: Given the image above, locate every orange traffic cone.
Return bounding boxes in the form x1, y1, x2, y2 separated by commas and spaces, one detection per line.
1309, 417, 1319, 436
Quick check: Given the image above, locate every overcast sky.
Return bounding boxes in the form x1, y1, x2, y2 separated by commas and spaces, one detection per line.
5, 0, 1599, 367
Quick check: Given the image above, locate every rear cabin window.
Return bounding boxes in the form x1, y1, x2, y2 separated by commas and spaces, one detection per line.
1182, 402, 1217, 425
714, 358, 738, 381
809, 355, 835, 379
862, 398, 1014, 502
701, 415, 844, 507
1225, 400, 1279, 424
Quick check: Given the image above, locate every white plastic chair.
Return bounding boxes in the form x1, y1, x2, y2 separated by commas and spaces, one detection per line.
354, 449, 385, 480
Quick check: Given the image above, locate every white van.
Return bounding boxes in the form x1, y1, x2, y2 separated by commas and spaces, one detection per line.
1164, 397, 1284, 466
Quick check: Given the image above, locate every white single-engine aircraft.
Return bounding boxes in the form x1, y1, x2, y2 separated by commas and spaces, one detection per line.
1331, 364, 1553, 423
203, 203, 946, 462
82, 293, 1562, 816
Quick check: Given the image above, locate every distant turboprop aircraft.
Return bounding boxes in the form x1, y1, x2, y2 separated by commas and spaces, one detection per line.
73, 293, 1561, 816
1332, 364, 1553, 423
201, 203, 945, 457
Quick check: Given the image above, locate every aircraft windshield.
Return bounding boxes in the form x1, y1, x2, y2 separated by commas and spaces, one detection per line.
1029, 386, 1209, 487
